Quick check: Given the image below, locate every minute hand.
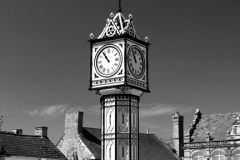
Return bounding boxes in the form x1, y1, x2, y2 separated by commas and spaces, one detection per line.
103, 53, 110, 63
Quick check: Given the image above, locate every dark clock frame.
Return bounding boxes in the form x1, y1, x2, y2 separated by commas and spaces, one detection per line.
127, 45, 145, 79
89, 34, 150, 93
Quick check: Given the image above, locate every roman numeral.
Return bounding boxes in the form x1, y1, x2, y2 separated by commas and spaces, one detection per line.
107, 49, 110, 53
114, 63, 118, 66
115, 58, 119, 61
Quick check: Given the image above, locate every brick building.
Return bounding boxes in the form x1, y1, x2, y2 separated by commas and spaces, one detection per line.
56, 111, 180, 160
0, 127, 67, 160
172, 109, 240, 160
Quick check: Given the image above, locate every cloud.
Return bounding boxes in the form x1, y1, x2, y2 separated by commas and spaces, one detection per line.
140, 103, 194, 118
25, 103, 194, 120
26, 104, 101, 118
67, 105, 100, 114
27, 104, 69, 117
88, 105, 101, 113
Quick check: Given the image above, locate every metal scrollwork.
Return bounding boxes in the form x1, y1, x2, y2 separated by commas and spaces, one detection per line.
106, 26, 116, 37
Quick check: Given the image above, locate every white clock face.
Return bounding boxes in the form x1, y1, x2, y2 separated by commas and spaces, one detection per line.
95, 46, 122, 77
128, 46, 145, 79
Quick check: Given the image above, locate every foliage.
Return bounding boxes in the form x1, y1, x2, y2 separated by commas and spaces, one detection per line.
0, 116, 6, 155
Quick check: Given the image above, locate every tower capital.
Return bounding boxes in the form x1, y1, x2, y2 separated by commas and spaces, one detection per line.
99, 87, 143, 97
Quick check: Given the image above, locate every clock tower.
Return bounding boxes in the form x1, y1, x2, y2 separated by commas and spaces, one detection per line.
89, 2, 150, 160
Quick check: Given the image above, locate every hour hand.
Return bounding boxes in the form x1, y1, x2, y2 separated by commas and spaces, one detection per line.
103, 53, 110, 63
132, 51, 137, 63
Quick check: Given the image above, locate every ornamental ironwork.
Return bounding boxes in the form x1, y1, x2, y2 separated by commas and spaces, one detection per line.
98, 12, 139, 39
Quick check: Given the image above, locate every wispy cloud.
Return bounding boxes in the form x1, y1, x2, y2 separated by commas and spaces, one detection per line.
26, 104, 101, 118
67, 105, 100, 114
25, 103, 193, 120
140, 103, 194, 118
27, 104, 69, 117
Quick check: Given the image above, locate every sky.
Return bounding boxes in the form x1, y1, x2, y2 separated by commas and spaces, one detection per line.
0, 0, 240, 144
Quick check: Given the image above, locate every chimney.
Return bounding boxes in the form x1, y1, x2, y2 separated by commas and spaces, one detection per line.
172, 112, 184, 158
205, 132, 211, 142
35, 126, 48, 138
12, 129, 23, 135
146, 129, 149, 134
65, 112, 83, 135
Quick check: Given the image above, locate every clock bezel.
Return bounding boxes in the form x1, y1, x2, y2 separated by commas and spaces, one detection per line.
94, 44, 123, 78
127, 45, 145, 79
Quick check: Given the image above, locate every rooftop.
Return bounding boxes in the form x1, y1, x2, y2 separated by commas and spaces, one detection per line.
57, 127, 179, 160
190, 112, 240, 142
0, 131, 67, 159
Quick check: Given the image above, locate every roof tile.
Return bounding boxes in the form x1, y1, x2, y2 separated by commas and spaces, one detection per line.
0, 131, 67, 159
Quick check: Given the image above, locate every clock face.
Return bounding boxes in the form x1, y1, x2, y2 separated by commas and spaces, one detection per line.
95, 45, 122, 77
128, 46, 145, 79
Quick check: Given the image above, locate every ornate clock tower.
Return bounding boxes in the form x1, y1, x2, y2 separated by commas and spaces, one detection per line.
89, 2, 150, 160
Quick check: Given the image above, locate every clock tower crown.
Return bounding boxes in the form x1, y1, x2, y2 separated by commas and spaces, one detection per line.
97, 11, 139, 39
89, 8, 150, 93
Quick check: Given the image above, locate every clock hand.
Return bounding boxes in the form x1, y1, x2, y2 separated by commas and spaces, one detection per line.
103, 52, 110, 63
133, 51, 137, 63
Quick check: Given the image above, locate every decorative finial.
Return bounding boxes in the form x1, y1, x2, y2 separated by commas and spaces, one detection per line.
110, 12, 114, 18
237, 116, 240, 120
89, 33, 94, 39
118, 0, 122, 12
145, 36, 149, 43
128, 14, 133, 20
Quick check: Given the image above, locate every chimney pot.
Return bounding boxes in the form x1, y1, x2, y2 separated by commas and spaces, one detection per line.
147, 129, 149, 134
12, 129, 23, 135
35, 126, 48, 137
